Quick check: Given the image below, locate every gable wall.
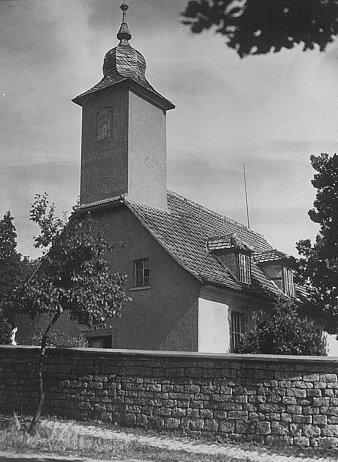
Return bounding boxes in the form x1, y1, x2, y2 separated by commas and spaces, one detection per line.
88, 205, 201, 351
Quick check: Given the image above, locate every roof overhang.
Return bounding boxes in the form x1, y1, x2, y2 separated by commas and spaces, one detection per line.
72, 77, 175, 111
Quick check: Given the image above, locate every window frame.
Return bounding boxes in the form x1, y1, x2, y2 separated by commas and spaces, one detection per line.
231, 311, 245, 352
283, 267, 295, 297
237, 253, 251, 284
133, 258, 150, 288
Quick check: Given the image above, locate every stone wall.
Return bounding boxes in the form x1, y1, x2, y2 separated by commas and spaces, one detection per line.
1, 345, 338, 449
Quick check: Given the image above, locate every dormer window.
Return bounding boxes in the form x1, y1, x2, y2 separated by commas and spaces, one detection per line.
238, 253, 251, 284
207, 234, 253, 285
255, 249, 295, 297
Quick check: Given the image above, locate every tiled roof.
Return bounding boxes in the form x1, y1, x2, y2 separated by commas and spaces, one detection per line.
124, 191, 286, 300
72, 74, 174, 110
254, 249, 289, 264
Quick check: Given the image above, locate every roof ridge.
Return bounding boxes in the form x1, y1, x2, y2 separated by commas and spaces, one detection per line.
167, 190, 265, 239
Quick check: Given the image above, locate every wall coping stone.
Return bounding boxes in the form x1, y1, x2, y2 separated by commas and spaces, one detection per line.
1, 345, 338, 365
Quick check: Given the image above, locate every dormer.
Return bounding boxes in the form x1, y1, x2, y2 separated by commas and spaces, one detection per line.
207, 233, 253, 284
254, 249, 295, 297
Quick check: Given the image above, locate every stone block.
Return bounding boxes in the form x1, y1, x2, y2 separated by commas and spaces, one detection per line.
214, 410, 227, 419
148, 417, 164, 429
228, 411, 247, 420
219, 421, 235, 433
200, 409, 213, 419
165, 418, 180, 429
189, 419, 204, 431
320, 374, 337, 382
303, 374, 319, 382
321, 425, 338, 437
314, 382, 327, 388
255, 421, 271, 435
294, 437, 310, 447
313, 415, 327, 425
271, 421, 288, 435
317, 437, 338, 448
306, 388, 322, 397
292, 415, 312, 424
286, 388, 306, 398
204, 419, 219, 432
286, 405, 302, 414
302, 425, 321, 437
171, 408, 186, 418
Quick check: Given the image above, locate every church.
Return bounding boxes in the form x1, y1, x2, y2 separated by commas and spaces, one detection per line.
63, 2, 304, 354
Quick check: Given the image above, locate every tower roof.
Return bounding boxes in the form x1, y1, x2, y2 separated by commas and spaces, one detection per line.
73, 2, 174, 110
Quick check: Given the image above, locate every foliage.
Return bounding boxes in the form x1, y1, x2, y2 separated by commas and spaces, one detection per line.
16, 194, 129, 327
0, 311, 12, 344
296, 153, 338, 334
235, 300, 326, 355
0, 211, 32, 339
182, 0, 338, 58
13, 193, 130, 434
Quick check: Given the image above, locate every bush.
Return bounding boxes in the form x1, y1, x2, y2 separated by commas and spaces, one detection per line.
235, 301, 326, 356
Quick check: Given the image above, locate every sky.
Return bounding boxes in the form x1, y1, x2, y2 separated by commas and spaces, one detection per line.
1, 0, 338, 260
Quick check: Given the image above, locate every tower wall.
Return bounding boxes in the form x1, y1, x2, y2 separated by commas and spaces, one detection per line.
80, 88, 168, 208
80, 89, 129, 205
128, 91, 167, 209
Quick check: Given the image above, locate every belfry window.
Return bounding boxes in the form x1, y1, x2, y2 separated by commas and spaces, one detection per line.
238, 253, 251, 284
96, 108, 113, 141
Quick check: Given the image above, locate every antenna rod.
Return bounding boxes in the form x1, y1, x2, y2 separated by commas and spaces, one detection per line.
243, 162, 250, 229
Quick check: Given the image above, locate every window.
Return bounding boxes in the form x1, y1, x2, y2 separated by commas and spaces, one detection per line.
238, 253, 251, 284
134, 258, 150, 287
96, 108, 113, 140
88, 335, 113, 348
231, 311, 245, 351
283, 268, 295, 297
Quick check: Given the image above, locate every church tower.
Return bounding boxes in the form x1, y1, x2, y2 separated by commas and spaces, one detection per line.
73, 3, 174, 209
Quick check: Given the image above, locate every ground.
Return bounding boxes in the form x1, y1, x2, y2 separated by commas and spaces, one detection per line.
1, 416, 338, 461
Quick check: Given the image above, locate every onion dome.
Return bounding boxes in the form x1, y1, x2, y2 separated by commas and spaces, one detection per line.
72, 1, 175, 110
102, 2, 148, 86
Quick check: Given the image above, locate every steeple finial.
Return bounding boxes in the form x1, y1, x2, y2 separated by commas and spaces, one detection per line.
117, 2, 132, 44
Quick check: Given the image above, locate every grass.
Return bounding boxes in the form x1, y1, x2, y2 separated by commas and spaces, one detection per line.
0, 414, 252, 461
2, 414, 338, 461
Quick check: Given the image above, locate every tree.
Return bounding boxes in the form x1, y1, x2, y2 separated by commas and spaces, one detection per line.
235, 300, 326, 355
13, 194, 130, 435
0, 211, 31, 341
296, 153, 338, 334
182, 0, 338, 58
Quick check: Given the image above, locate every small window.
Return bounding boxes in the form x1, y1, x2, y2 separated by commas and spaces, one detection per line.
231, 311, 245, 351
238, 254, 251, 284
134, 258, 150, 287
96, 108, 113, 141
283, 268, 295, 297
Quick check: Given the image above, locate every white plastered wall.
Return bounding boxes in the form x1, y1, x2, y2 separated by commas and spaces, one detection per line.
198, 297, 230, 353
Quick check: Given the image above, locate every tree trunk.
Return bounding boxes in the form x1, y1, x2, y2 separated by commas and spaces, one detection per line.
28, 310, 61, 436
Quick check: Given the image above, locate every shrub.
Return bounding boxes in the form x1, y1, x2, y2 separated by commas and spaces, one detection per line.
235, 300, 326, 356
